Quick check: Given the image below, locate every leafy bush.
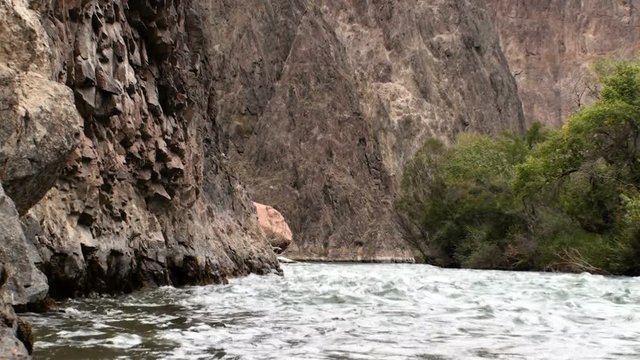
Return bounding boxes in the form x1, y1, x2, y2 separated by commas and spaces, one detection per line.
398, 133, 529, 269
398, 59, 640, 275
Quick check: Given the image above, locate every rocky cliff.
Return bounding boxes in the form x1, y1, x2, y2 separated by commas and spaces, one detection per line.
487, 0, 640, 127
0, 2, 281, 354
21, 0, 281, 299
199, 0, 525, 261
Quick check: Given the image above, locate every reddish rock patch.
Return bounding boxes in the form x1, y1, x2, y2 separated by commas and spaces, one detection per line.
254, 202, 293, 253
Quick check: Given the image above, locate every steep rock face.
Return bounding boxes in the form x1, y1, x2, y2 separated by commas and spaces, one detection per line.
0, 184, 40, 357
0, 1, 78, 355
0, 0, 84, 215
487, 0, 640, 127
199, 0, 524, 260
19, 0, 279, 298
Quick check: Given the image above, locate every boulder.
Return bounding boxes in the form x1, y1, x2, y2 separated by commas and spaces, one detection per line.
254, 202, 293, 253
0, 65, 83, 215
0, 307, 29, 358
0, 0, 83, 215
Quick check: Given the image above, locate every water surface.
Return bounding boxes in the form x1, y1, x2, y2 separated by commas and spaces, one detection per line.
25, 263, 640, 359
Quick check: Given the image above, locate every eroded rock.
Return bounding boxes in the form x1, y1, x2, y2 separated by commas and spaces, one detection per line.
254, 202, 293, 253
486, 0, 640, 127
0, 65, 83, 215
0, 184, 43, 357
200, 0, 524, 261
23, 0, 279, 298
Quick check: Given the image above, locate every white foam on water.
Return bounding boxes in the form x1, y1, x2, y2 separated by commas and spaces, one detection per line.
27, 263, 640, 359
101, 334, 142, 349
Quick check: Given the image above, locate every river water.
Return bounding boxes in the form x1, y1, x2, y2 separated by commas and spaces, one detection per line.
24, 263, 640, 359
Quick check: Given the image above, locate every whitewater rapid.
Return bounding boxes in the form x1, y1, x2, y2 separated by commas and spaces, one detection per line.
25, 263, 640, 359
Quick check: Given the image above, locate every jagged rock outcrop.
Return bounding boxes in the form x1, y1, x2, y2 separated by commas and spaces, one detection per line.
0, 65, 83, 215
0, 185, 48, 308
199, 0, 524, 260
254, 202, 293, 253
0, 301, 30, 358
0, 0, 283, 353
0, 0, 84, 216
0, 0, 79, 355
0, 184, 41, 358
18, 0, 280, 298
487, 0, 640, 127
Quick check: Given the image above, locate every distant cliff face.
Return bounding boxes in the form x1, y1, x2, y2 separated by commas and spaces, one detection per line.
487, 0, 640, 127
199, 0, 525, 260
0, 0, 526, 314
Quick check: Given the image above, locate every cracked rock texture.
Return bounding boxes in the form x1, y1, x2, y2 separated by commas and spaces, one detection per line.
0, 184, 41, 358
487, 0, 640, 127
0, 0, 84, 215
200, 0, 524, 261
22, 0, 280, 299
0, 0, 76, 356
1, 0, 283, 352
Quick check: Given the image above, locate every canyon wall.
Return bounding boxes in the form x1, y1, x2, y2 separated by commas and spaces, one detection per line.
8, 0, 626, 355
22, 0, 281, 299
0, 4, 281, 346
487, 0, 640, 127
199, 0, 525, 261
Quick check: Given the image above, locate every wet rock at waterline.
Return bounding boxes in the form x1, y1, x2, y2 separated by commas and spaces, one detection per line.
0, 307, 30, 358
0, 185, 48, 307
0, 184, 45, 357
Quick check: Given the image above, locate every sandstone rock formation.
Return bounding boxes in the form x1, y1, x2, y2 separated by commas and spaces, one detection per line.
0, 185, 48, 308
487, 0, 640, 127
199, 0, 525, 261
254, 202, 293, 253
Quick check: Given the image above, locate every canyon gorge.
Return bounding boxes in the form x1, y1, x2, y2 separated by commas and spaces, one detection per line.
1, 0, 639, 356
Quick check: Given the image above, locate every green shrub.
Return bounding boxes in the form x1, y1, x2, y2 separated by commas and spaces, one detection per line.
397, 133, 529, 268
398, 59, 640, 275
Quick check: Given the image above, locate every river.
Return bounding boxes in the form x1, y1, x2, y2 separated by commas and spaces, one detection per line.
24, 263, 640, 359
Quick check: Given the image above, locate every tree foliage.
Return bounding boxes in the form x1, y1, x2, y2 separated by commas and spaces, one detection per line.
398, 59, 640, 275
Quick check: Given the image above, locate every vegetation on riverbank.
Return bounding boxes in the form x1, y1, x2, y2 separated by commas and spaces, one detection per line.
398, 60, 640, 275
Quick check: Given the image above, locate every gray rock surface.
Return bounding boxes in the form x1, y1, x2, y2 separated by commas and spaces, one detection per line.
0, 184, 40, 358
199, 0, 525, 260
0, 316, 30, 359
486, 0, 640, 127
0, 185, 48, 307
0, 0, 83, 215
23, 0, 280, 298
0, 0, 70, 355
